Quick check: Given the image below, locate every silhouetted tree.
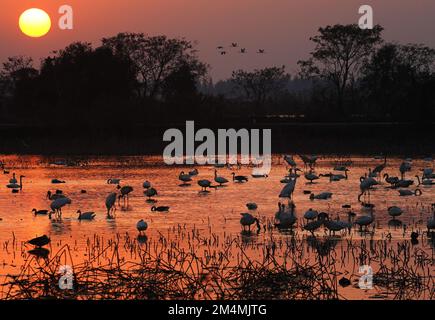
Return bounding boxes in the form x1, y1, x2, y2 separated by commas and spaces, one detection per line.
361, 43, 435, 121
102, 33, 207, 101
35, 42, 137, 126
231, 66, 290, 117
0, 56, 38, 121
298, 24, 383, 115
161, 63, 203, 121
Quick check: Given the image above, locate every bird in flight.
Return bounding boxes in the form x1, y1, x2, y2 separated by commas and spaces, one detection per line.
231, 42, 238, 48
220, 51, 227, 55
240, 48, 247, 53
257, 49, 265, 54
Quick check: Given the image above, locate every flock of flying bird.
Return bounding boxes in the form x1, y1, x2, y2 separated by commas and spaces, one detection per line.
216, 42, 266, 55
2, 155, 435, 249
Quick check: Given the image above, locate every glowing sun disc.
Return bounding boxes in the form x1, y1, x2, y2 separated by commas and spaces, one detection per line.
19, 8, 51, 38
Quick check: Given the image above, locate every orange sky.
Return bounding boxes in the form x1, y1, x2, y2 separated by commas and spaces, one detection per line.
1, 0, 435, 79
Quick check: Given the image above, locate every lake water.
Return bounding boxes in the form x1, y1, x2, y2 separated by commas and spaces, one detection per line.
0, 154, 434, 300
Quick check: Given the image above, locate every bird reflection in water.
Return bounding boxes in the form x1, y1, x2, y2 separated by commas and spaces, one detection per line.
306, 235, 339, 256
28, 247, 50, 259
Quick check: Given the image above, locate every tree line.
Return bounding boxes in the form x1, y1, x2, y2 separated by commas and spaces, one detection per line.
0, 24, 434, 129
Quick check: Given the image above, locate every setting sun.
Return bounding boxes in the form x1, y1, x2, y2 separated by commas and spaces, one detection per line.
19, 8, 51, 38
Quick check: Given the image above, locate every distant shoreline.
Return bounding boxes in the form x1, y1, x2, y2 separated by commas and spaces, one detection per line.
0, 122, 433, 156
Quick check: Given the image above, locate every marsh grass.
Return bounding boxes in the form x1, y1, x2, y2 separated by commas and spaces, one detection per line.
1, 228, 433, 300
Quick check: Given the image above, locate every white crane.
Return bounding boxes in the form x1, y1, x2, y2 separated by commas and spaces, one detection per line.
105, 192, 117, 219
50, 197, 72, 219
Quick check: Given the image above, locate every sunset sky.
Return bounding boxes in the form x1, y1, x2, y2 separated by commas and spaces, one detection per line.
1, 0, 435, 80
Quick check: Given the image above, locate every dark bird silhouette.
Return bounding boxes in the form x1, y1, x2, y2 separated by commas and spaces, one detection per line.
240, 48, 246, 53
151, 206, 170, 212
32, 209, 49, 216
257, 49, 265, 54
231, 42, 238, 48
232, 173, 248, 183
27, 235, 50, 248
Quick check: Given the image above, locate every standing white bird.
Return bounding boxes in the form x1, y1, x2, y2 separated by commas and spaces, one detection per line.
279, 179, 297, 199
304, 171, 319, 184
372, 156, 387, 176
105, 192, 117, 219
275, 202, 297, 229
50, 197, 72, 219
240, 213, 260, 232
198, 180, 212, 192
354, 209, 375, 232
284, 155, 297, 168
118, 186, 133, 205
358, 176, 378, 202
399, 162, 412, 179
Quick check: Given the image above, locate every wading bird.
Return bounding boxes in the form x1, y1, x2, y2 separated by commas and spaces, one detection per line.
198, 180, 212, 192
27, 235, 50, 248
399, 162, 412, 179
372, 156, 387, 176
240, 213, 260, 232
118, 186, 133, 205
275, 202, 297, 229
50, 197, 72, 219
305, 171, 319, 184
105, 192, 117, 219
358, 176, 378, 202
355, 209, 375, 232
279, 179, 297, 199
